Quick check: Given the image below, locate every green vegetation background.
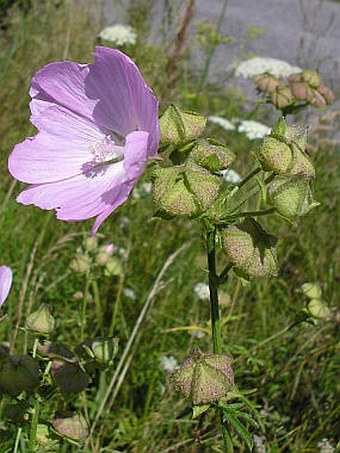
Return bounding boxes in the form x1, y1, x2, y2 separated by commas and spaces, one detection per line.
0, 1, 338, 451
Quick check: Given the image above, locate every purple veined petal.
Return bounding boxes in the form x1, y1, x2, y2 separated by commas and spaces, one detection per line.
9, 104, 121, 184
85, 47, 160, 155
0, 266, 13, 308
17, 160, 126, 220
17, 130, 149, 233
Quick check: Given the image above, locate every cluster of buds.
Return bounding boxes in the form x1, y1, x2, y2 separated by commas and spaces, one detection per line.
152, 106, 235, 218
255, 69, 334, 113
301, 282, 332, 324
69, 236, 124, 277
258, 117, 319, 219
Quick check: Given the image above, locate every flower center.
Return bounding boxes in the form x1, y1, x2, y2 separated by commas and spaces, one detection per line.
89, 135, 124, 165
83, 135, 125, 177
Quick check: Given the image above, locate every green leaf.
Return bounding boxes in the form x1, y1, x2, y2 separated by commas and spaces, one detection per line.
221, 424, 234, 453
237, 411, 259, 429
223, 409, 254, 451
192, 404, 210, 418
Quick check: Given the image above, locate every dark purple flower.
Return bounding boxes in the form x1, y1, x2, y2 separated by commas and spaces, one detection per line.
9, 47, 160, 234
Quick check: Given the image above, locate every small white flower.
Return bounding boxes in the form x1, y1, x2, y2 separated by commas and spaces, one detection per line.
123, 288, 137, 300
191, 330, 206, 339
208, 116, 236, 131
235, 57, 301, 79
159, 355, 179, 373
194, 282, 210, 301
98, 24, 137, 46
238, 120, 271, 140
220, 168, 242, 184
253, 435, 266, 453
317, 439, 335, 453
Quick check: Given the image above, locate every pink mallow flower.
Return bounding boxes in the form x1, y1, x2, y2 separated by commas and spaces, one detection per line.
9, 47, 160, 234
0, 266, 13, 308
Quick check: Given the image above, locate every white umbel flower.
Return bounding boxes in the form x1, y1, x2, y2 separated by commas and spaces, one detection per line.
235, 57, 301, 79
221, 168, 242, 184
238, 120, 271, 140
194, 282, 210, 301
208, 116, 236, 131
317, 439, 335, 453
159, 355, 179, 373
98, 24, 137, 46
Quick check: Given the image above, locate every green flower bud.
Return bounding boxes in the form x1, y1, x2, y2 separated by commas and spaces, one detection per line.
173, 350, 234, 405
258, 136, 293, 174
267, 175, 311, 218
222, 218, 278, 279
69, 254, 92, 273
104, 257, 123, 277
270, 86, 294, 110
255, 73, 281, 93
83, 236, 98, 252
259, 119, 315, 178
190, 139, 235, 172
25, 304, 55, 335
0, 355, 40, 396
52, 413, 88, 443
282, 123, 307, 149
52, 360, 90, 394
289, 143, 315, 178
290, 81, 315, 102
317, 85, 335, 105
300, 69, 321, 88
185, 164, 222, 211
307, 299, 331, 320
82, 337, 119, 364
301, 282, 322, 300
152, 167, 199, 217
160, 105, 206, 146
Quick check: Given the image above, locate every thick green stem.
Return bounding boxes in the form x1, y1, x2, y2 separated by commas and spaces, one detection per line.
207, 228, 222, 354
29, 396, 40, 452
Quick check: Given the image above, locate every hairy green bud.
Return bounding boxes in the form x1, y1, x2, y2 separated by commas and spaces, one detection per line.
160, 105, 206, 146
258, 136, 293, 174
190, 139, 235, 171
267, 175, 312, 218
222, 218, 278, 279
173, 349, 234, 405
82, 337, 119, 365
25, 304, 55, 335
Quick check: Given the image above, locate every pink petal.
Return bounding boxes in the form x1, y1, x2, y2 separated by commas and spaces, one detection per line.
17, 131, 149, 233
0, 266, 13, 307
86, 47, 160, 155
9, 104, 117, 184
